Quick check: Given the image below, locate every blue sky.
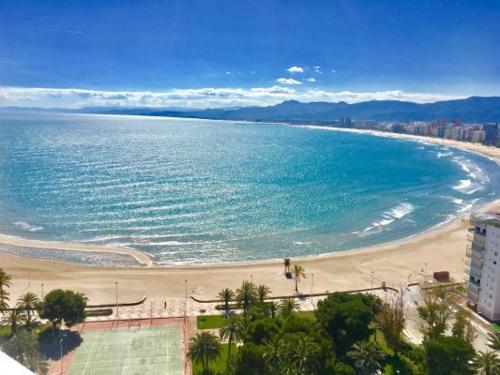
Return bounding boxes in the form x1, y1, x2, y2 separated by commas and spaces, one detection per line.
0, 0, 499, 108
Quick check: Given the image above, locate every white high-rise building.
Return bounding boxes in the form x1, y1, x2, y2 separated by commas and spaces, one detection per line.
465, 213, 500, 321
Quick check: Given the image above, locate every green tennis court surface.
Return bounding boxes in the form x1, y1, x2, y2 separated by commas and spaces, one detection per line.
68, 324, 183, 375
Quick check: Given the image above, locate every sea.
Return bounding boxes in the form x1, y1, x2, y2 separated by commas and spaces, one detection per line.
0, 112, 498, 265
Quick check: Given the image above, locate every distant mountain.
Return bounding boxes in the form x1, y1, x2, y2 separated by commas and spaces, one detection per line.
138, 96, 500, 123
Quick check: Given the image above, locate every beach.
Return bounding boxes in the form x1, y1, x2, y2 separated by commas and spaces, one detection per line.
1, 130, 499, 305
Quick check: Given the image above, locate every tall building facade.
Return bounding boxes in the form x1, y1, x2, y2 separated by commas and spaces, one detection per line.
465, 213, 500, 321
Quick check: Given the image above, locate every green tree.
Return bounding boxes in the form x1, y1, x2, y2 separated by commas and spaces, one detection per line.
476, 350, 500, 375
247, 318, 280, 345
1, 309, 27, 336
290, 333, 321, 373
267, 301, 279, 318
418, 286, 459, 340
219, 314, 244, 369
188, 331, 221, 375
451, 309, 476, 342
2, 329, 48, 374
38, 289, 86, 331
375, 294, 405, 351
279, 298, 300, 317
235, 281, 257, 323
218, 288, 234, 314
424, 335, 476, 375
316, 293, 376, 356
233, 343, 266, 375
486, 331, 500, 350
347, 340, 386, 375
292, 264, 306, 293
17, 292, 40, 329
0, 268, 12, 310
256, 285, 271, 304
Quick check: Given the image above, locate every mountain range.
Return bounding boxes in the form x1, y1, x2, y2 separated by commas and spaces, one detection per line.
142, 96, 500, 123
3, 96, 500, 123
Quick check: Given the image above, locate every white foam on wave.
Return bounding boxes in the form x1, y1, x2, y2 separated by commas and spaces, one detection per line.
355, 202, 415, 237
436, 151, 453, 159
451, 155, 489, 195
14, 221, 43, 232
452, 179, 483, 195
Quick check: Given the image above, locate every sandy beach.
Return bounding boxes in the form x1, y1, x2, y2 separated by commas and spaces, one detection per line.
1, 131, 499, 305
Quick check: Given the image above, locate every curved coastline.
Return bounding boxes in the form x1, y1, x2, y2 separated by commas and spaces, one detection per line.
0, 127, 498, 269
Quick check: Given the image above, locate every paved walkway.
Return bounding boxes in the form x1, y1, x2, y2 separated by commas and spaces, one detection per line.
86, 294, 320, 321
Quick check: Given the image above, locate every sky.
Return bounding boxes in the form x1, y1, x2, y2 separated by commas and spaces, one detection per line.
0, 0, 499, 109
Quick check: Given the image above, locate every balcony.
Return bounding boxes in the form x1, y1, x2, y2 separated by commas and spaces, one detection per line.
467, 231, 486, 246
467, 287, 480, 304
466, 242, 485, 256
468, 280, 480, 294
466, 246, 484, 262
470, 263, 482, 279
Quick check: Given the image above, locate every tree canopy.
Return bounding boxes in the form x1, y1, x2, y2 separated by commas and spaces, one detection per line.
38, 289, 87, 329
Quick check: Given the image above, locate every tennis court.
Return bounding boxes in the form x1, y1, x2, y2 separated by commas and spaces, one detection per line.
68, 322, 183, 375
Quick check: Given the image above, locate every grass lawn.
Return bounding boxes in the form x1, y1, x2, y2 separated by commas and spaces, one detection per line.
370, 329, 419, 375
193, 343, 237, 374
294, 310, 316, 320
0, 325, 11, 337
197, 314, 225, 329
492, 323, 500, 331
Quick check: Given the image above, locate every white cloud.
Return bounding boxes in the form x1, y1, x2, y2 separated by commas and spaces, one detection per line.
225, 71, 231, 75
0, 86, 463, 109
305, 77, 316, 83
287, 66, 304, 74
331, 69, 336, 73
276, 78, 302, 85
313, 66, 322, 73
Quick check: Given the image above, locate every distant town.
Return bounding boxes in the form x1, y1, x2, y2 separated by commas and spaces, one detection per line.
328, 117, 500, 146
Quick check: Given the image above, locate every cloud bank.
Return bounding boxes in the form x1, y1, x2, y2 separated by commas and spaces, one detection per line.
0, 86, 464, 109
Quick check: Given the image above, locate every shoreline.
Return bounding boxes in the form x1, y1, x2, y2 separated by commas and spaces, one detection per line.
0, 125, 497, 269
3, 200, 499, 304
0, 124, 499, 303
293, 124, 500, 162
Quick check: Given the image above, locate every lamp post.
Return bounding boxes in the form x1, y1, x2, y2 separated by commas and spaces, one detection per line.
184, 279, 188, 318
310, 273, 314, 308
41, 283, 44, 300
59, 333, 65, 375
115, 281, 119, 318
371, 270, 374, 288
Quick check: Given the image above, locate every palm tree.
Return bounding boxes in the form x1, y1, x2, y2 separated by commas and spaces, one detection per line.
267, 301, 279, 318
280, 298, 300, 317
292, 334, 321, 373
256, 285, 271, 303
263, 336, 284, 372
486, 331, 500, 350
17, 292, 40, 329
347, 340, 386, 375
235, 280, 257, 322
218, 288, 234, 314
292, 264, 306, 293
2, 329, 48, 374
188, 331, 221, 375
476, 351, 500, 375
0, 268, 12, 310
1, 309, 27, 336
219, 314, 243, 369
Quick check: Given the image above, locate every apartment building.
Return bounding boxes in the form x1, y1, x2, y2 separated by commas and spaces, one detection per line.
465, 213, 500, 321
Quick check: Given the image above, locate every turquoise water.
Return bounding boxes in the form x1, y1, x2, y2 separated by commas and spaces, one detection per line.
0, 112, 498, 265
